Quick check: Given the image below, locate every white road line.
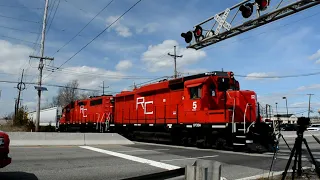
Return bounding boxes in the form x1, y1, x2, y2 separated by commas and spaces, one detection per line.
134, 141, 275, 158
160, 155, 219, 162
117, 149, 170, 153
79, 146, 180, 170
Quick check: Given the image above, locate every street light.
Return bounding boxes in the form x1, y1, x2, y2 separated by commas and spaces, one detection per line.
283, 97, 289, 123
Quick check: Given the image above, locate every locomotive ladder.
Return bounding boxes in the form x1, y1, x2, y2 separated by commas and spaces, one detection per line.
232, 102, 254, 147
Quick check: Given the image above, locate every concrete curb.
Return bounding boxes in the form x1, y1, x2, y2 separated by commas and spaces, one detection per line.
7, 132, 134, 146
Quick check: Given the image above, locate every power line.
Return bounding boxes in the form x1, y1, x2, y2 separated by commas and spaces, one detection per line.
44, 0, 142, 80
0, 14, 40, 23
0, 35, 41, 45
47, 0, 60, 35
0, 25, 39, 34
63, 0, 88, 13
51, 0, 114, 56
235, 71, 320, 79
0, 5, 42, 9
0, 80, 101, 92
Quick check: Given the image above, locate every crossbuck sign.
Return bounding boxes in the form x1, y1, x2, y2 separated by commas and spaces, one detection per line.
214, 8, 231, 35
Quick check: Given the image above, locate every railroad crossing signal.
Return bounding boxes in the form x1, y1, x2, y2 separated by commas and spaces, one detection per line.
181, 0, 320, 50
214, 8, 231, 35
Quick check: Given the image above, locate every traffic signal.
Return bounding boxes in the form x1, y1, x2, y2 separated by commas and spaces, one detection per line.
255, 0, 270, 11
239, 3, 254, 18
181, 31, 193, 43
193, 25, 204, 43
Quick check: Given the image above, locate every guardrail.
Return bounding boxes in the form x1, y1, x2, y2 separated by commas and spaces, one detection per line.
122, 160, 225, 180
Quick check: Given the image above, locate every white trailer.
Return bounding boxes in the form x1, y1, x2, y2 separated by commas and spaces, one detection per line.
28, 107, 62, 127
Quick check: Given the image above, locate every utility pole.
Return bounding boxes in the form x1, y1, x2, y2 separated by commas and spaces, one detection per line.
29, 0, 54, 132
99, 81, 109, 95
307, 93, 314, 118
15, 69, 25, 119
102, 81, 105, 95
168, 46, 182, 78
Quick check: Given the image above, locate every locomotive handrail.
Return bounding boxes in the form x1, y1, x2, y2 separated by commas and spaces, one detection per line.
226, 91, 235, 133
243, 103, 250, 134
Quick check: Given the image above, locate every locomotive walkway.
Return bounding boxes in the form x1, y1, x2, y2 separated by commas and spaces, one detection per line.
1, 132, 319, 180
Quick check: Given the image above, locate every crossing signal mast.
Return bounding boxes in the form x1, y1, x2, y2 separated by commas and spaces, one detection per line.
181, 0, 320, 50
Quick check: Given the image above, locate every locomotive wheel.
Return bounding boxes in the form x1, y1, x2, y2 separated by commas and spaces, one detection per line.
215, 137, 227, 150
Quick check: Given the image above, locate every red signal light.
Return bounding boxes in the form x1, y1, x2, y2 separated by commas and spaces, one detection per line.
194, 26, 203, 38
193, 25, 204, 42
256, 0, 269, 11
239, 3, 254, 18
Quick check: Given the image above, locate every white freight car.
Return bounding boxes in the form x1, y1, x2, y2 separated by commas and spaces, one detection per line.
28, 107, 62, 127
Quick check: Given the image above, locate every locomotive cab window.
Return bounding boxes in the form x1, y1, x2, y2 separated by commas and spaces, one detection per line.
189, 85, 202, 99
209, 83, 216, 96
90, 98, 102, 106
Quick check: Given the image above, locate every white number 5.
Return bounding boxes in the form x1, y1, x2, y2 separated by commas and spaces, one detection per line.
192, 101, 197, 111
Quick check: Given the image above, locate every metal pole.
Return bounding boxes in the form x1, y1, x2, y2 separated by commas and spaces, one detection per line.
168, 46, 183, 78
35, 0, 49, 132
285, 99, 288, 123
307, 94, 314, 118
103, 81, 105, 95
174, 46, 177, 78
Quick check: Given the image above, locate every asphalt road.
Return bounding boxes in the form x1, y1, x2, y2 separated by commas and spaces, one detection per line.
1, 136, 320, 180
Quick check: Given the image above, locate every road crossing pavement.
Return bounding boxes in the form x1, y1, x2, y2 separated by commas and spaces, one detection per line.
0, 135, 319, 180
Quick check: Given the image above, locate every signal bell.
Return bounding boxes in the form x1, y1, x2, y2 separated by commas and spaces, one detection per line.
181, 31, 193, 43
239, 3, 254, 18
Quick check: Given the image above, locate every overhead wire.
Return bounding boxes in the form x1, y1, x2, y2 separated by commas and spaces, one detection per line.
51, 0, 114, 57
0, 80, 101, 92
0, 14, 40, 23
0, 5, 42, 10
47, 0, 60, 35
0, 35, 40, 45
235, 71, 320, 79
0, 25, 39, 34
43, 0, 142, 81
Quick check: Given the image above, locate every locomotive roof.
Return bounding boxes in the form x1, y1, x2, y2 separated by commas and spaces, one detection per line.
116, 71, 233, 97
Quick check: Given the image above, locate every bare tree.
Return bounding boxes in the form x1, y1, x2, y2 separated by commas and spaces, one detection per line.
53, 80, 80, 108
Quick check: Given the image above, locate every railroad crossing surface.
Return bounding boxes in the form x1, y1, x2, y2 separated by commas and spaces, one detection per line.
1, 136, 320, 180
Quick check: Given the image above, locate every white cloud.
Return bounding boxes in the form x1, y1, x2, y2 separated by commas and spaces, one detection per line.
101, 41, 145, 53
136, 23, 159, 34
309, 49, 320, 60
316, 59, 320, 64
245, 72, 278, 80
115, 60, 133, 71
296, 84, 320, 91
0, 40, 34, 75
141, 40, 206, 72
44, 66, 125, 89
106, 16, 132, 37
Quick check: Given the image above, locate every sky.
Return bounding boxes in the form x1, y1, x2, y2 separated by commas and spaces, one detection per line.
1, 0, 320, 117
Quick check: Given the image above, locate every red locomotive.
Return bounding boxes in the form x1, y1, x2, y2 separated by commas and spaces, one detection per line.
58, 71, 276, 152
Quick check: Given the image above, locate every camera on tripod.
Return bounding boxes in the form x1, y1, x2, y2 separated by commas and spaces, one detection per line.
297, 117, 311, 134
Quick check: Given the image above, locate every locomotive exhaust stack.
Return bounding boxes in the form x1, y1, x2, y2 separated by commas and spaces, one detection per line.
57, 71, 276, 153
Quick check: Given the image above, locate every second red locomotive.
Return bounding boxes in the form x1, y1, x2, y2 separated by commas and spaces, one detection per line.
58, 71, 276, 152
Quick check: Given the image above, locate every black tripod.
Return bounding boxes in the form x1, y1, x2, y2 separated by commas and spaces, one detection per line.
268, 120, 291, 178
281, 118, 320, 180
